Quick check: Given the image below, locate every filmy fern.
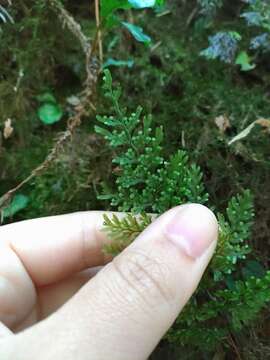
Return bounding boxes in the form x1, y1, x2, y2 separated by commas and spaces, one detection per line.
96, 70, 270, 352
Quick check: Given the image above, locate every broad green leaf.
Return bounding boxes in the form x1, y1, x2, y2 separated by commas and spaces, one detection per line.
100, 0, 130, 18
122, 22, 151, 44
103, 58, 134, 68
38, 103, 63, 125
104, 13, 121, 29
235, 51, 256, 72
155, 0, 165, 5
3, 194, 29, 219
128, 0, 156, 8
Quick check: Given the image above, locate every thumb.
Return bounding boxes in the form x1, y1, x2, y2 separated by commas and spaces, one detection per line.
2, 204, 218, 360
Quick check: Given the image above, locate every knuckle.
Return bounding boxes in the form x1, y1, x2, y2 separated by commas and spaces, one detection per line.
112, 250, 175, 307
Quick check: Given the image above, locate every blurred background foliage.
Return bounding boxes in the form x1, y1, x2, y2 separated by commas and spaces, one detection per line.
0, 0, 270, 358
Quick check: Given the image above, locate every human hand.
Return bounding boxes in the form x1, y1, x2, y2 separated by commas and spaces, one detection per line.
0, 204, 218, 359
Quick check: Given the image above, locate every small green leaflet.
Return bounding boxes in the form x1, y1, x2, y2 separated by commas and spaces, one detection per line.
2, 194, 29, 219
94, 125, 112, 138
103, 58, 134, 68
37, 92, 63, 125
38, 103, 63, 125
235, 51, 256, 72
100, 0, 130, 18
122, 22, 151, 44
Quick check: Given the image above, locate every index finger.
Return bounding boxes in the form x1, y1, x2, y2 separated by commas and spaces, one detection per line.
0, 211, 113, 286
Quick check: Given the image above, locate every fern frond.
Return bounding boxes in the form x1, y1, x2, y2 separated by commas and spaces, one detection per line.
227, 189, 254, 243
216, 271, 270, 331
96, 69, 207, 213
103, 213, 153, 256
211, 191, 254, 280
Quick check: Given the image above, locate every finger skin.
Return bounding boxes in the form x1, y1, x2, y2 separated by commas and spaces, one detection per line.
0, 211, 116, 329
0, 211, 112, 285
0, 204, 218, 360
36, 268, 102, 322
15, 268, 102, 333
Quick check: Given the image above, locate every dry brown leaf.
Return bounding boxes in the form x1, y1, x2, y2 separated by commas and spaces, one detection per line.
215, 115, 231, 133
229, 117, 270, 145
3, 118, 14, 139
255, 118, 270, 132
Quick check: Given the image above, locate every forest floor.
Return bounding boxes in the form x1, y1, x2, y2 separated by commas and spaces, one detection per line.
0, 1, 270, 358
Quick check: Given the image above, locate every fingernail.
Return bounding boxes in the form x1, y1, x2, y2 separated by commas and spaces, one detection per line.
165, 204, 218, 259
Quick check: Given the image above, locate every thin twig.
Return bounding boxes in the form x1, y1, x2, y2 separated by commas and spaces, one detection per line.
150, 40, 162, 53
186, 6, 198, 28
50, 0, 90, 54
95, 0, 103, 63
0, 0, 100, 214
228, 333, 243, 360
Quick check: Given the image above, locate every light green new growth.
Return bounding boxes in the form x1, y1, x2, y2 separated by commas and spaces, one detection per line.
103, 213, 152, 256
